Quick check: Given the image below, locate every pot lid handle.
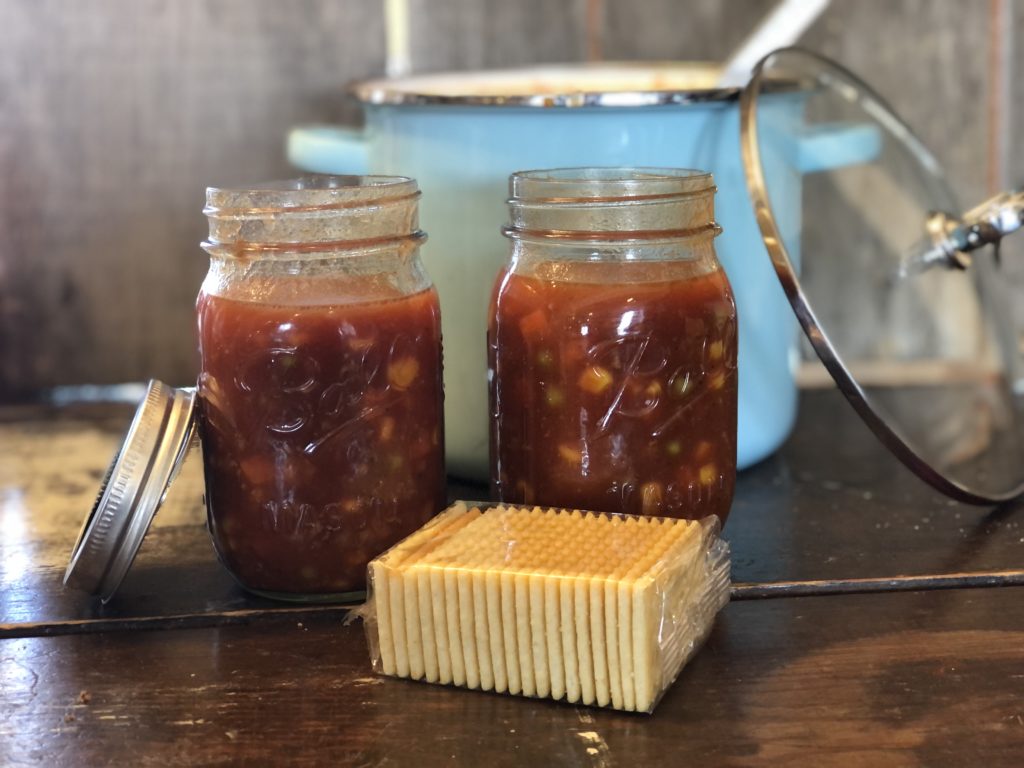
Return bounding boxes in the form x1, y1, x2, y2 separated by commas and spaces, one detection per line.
903, 190, 1024, 275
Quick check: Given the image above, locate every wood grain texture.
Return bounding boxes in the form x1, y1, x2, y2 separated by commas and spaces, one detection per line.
0, 0, 385, 397
5, 390, 1024, 633
803, 0, 992, 207
1013, 0, 1024, 189
602, 0, 991, 206
1, 587, 1023, 766
601, 0, 776, 63
405, 0, 589, 71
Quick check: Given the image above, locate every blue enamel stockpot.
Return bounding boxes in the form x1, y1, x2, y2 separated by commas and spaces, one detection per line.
288, 62, 879, 479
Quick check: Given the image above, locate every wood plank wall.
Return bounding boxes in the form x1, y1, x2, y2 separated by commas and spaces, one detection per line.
0, 0, 1019, 398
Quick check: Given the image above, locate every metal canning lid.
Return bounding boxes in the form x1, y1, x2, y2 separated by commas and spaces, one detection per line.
64, 380, 196, 602
740, 47, 1024, 504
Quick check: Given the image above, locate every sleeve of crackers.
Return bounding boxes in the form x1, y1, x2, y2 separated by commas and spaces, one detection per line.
360, 502, 730, 714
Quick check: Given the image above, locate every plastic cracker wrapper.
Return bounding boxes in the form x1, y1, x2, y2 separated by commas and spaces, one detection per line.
358, 501, 730, 713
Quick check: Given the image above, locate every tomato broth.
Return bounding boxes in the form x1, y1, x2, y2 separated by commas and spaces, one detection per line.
197, 287, 445, 596
489, 262, 737, 523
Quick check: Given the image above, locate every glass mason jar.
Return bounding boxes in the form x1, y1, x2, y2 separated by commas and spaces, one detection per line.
488, 168, 737, 523
197, 175, 445, 601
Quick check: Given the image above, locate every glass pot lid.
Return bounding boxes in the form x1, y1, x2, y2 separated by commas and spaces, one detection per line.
740, 47, 1024, 504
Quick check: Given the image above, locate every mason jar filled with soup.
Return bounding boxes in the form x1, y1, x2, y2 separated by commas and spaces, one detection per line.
197, 175, 445, 601
488, 168, 737, 523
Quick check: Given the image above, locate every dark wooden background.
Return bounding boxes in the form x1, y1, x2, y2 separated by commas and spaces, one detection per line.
1, 0, 1021, 398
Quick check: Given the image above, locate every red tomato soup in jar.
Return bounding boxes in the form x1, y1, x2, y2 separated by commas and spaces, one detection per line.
198, 176, 445, 601
489, 168, 737, 523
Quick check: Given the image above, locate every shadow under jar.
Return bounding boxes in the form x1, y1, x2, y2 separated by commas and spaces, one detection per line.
489, 168, 737, 524
198, 176, 445, 601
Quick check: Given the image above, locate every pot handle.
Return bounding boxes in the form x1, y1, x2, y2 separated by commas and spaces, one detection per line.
796, 122, 882, 174
287, 125, 369, 175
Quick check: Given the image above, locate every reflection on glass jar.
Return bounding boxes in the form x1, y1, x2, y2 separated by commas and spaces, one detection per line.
197, 176, 445, 601
489, 168, 737, 524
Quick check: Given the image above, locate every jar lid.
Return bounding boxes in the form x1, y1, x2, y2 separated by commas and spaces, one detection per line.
63, 380, 196, 602
740, 48, 1024, 503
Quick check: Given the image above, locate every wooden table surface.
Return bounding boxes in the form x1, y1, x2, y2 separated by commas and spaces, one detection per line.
2, 389, 1023, 766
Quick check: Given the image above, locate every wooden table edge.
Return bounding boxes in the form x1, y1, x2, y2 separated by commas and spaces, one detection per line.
7, 571, 1024, 640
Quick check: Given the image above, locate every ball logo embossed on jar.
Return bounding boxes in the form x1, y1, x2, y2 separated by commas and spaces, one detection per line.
303, 332, 426, 457
582, 332, 670, 431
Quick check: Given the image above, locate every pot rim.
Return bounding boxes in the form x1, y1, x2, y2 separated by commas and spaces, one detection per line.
349, 62, 743, 107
